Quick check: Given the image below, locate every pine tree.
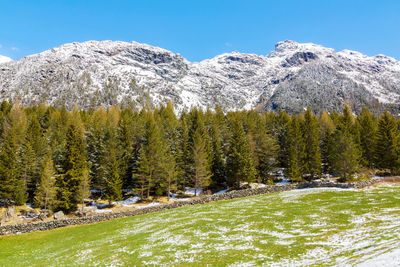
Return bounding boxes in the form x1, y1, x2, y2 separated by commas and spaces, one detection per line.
319, 110, 335, 173
104, 147, 123, 202
341, 105, 352, 126
101, 107, 123, 202
19, 140, 36, 200
21, 114, 48, 202
157, 102, 180, 198
103, 113, 123, 202
135, 113, 166, 199
118, 109, 141, 189
0, 101, 12, 136
57, 111, 89, 212
226, 115, 256, 189
163, 148, 179, 201
177, 114, 191, 190
118, 111, 134, 188
34, 156, 56, 210
0, 103, 28, 205
158, 102, 179, 148
341, 104, 356, 134
0, 135, 25, 205
214, 105, 229, 157
357, 107, 377, 168
326, 105, 360, 181
375, 111, 399, 173
186, 109, 212, 191
78, 168, 90, 212
247, 112, 278, 183
328, 125, 360, 181
287, 115, 304, 181
275, 110, 291, 167
301, 108, 321, 179
188, 109, 211, 160
47, 107, 69, 173
136, 150, 151, 199
210, 120, 225, 186
192, 129, 211, 196
86, 108, 107, 190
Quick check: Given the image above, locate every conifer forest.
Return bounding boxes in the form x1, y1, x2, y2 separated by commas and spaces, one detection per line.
0, 101, 399, 213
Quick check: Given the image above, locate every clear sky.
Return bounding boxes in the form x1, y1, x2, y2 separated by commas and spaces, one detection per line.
0, 0, 399, 61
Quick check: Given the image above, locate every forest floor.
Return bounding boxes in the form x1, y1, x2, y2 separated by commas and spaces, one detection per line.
0, 183, 399, 266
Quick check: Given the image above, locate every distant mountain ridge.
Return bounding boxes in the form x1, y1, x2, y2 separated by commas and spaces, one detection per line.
0, 40, 399, 113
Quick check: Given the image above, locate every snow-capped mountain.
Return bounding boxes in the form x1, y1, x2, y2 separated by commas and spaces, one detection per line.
0, 55, 12, 64
0, 40, 399, 113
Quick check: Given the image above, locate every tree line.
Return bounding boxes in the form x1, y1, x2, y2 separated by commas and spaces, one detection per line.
0, 101, 399, 213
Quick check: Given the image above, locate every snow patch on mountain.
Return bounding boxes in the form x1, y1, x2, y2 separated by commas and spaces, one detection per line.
0, 55, 12, 64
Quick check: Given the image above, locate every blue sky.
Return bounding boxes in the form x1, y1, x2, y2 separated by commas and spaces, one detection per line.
0, 0, 399, 61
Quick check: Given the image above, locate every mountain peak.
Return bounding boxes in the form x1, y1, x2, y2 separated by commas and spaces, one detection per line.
0, 55, 12, 64
274, 40, 299, 50
270, 40, 335, 58
55, 40, 170, 53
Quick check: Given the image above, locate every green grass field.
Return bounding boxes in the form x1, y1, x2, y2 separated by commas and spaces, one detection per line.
0, 184, 399, 266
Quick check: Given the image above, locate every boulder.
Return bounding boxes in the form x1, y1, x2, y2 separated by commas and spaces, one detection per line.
6, 206, 15, 218
1, 206, 16, 223
53, 211, 65, 220
76, 206, 98, 217
249, 183, 267, 189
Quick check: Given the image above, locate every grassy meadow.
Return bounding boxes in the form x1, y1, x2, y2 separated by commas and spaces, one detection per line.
0, 184, 399, 266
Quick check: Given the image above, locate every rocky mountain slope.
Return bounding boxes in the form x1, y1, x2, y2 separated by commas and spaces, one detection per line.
0, 40, 399, 113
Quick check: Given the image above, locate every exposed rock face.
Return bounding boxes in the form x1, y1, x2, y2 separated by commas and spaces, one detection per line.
0, 40, 400, 113
282, 51, 318, 67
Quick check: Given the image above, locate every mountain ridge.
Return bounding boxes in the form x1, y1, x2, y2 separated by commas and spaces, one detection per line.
0, 55, 12, 64
1, 40, 399, 113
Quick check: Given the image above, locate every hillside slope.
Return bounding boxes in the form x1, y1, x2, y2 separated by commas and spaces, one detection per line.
1, 40, 400, 113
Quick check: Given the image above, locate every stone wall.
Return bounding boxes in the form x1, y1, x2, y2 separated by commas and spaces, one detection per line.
0, 177, 385, 236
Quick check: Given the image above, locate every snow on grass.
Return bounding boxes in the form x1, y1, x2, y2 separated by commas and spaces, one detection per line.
112, 196, 140, 206
275, 179, 291, 185
94, 209, 112, 213
184, 187, 203, 196
91, 202, 109, 208
1, 184, 399, 266
215, 188, 228, 194
133, 202, 160, 209
357, 248, 400, 266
